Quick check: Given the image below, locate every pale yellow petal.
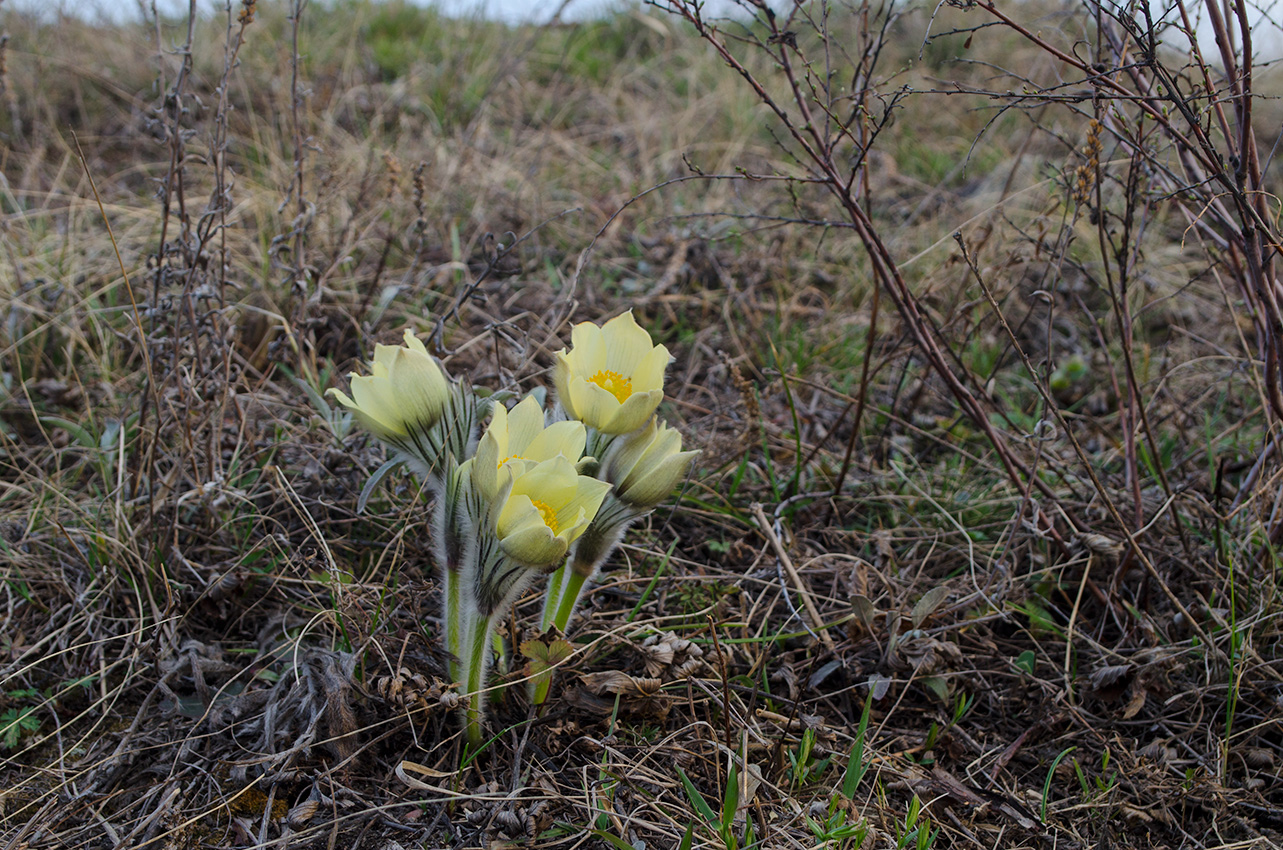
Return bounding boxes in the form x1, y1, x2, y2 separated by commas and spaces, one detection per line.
568, 320, 607, 372
505, 396, 546, 455
568, 379, 621, 432
619, 450, 698, 507
371, 342, 400, 369
326, 387, 357, 409
552, 353, 575, 415
552, 477, 612, 540
603, 311, 657, 374
631, 345, 671, 393
607, 418, 657, 480
402, 329, 429, 356
388, 348, 449, 426
511, 456, 580, 505
524, 420, 586, 463
602, 388, 662, 435
499, 522, 568, 568
649, 423, 684, 457
474, 438, 502, 500
349, 375, 406, 435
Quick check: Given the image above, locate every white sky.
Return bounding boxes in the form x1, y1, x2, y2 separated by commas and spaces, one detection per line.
5, 0, 1282, 60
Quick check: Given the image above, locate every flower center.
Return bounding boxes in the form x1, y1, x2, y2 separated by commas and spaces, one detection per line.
499, 454, 526, 469
590, 369, 633, 404
531, 499, 559, 533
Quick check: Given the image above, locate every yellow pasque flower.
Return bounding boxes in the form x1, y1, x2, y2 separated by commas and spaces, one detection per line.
605, 418, 699, 508
473, 396, 587, 500
553, 311, 670, 435
327, 330, 451, 441
496, 455, 611, 568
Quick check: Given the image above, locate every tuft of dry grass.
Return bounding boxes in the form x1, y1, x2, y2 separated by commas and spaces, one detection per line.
2, 0, 1283, 847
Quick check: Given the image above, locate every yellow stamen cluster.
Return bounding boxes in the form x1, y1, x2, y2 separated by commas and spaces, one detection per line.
553, 311, 669, 434
590, 370, 633, 403
532, 499, 559, 533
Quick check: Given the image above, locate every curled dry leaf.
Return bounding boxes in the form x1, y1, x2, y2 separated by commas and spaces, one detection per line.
1121, 804, 1171, 825
770, 662, 799, 701
286, 799, 320, 829
491, 808, 532, 841
850, 594, 877, 634
1076, 531, 1124, 559
1087, 663, 1133, 702
396, 760, 457, 792
1122, 684, 1147, 719
579, 670, 664, 697
894, 636, 962, 674
640, 631, 705, 678
871, 529, 896, 568
1138, 740, 1175, 763
739, 760, 764, 810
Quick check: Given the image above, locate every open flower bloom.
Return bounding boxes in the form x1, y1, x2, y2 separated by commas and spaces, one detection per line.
553, 311, 670, 435
328, 330, 451, 442
495, 455, 611, 569
473, 396, 587, 500
605, 418, 699, 508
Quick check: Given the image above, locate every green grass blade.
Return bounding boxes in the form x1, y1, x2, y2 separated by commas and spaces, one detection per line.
721, 762, 739, 828
677, 765, 717, 825
590, 830, 637, 850
1041, 746, 1076, 823
841, 695, 872, 799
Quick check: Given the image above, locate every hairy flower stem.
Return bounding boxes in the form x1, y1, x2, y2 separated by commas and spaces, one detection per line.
552, 570, 588, 630
458, 537, 539, 744
542, 561, 591, 633
443, 566, 466, 684
541, 495, 642, 631
463, 608, 494, 747
543, 565, 566, 629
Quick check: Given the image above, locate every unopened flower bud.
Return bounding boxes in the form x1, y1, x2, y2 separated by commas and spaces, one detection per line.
328, 329, 451, 441
605, 418, 698, 508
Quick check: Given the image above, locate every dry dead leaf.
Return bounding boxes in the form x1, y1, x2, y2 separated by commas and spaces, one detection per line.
579, 670, 664, 697
1122, 684, 1148, 719
639, 631, 704, 678
1076, 531, 1124, 559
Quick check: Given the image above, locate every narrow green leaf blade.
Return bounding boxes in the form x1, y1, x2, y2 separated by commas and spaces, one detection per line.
358, 456, 404, 514
677, 766, 717, 825
722, 762, 739, 826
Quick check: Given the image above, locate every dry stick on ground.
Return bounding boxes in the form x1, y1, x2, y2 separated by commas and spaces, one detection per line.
751, 502, 835, 652
138, 0, 200, 530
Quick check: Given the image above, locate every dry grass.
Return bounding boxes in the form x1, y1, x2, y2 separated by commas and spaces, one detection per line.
2, 0, 1283, 847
